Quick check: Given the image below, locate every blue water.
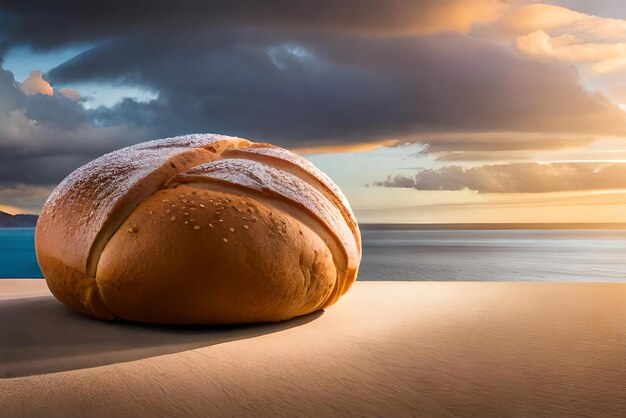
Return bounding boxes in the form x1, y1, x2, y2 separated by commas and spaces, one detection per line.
5, 228, 626, 281
0, 228, 42, 278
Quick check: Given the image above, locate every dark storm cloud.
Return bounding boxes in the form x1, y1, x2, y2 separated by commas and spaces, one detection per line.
0, 0, 508, 50
0, 63, 23, 111
45, 30, 626, 148
375, 162, 626, 193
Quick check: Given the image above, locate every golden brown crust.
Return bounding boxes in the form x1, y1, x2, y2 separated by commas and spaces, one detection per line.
222, 145, 361, 247
34, 134, 361, 323
97, 185, 337, 323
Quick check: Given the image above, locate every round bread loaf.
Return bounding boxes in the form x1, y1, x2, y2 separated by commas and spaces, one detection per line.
34, 134, 361, 324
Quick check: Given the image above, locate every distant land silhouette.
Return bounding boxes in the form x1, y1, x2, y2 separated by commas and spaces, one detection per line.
0, 211, 38, 227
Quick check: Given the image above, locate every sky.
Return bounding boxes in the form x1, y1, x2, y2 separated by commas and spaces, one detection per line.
3, 1, 626, 223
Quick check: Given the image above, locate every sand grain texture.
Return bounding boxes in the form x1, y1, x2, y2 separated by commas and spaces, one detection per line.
2, 280, 626, 417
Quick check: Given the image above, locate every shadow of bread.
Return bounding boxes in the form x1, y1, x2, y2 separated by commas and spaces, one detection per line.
0, 294, 323, 378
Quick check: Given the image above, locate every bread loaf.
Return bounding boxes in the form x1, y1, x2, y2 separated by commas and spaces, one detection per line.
34, 134, 361, 324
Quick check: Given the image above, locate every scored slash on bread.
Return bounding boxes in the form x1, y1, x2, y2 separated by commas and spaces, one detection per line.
35, 134, 361, 324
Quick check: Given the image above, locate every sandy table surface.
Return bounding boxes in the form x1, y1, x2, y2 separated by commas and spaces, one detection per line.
1, 279, 626, 417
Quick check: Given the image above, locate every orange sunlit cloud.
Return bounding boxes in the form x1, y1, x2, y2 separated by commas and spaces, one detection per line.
18, 71, 81, 100
0, 204, 26, 215
19, 71, 53, 96
402, 0, 511, 35
292, 139, 400, 155
59, 87, 81, 101
499, 3, 626, 73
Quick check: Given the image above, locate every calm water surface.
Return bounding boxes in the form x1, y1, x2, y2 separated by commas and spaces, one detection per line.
360, 229, 626, 281
0, 228, 42, 278
4, 228, 626, 281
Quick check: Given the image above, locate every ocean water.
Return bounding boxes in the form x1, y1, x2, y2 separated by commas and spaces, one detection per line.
4, 227, 626, 281
359, 229, 626, 281
0, 228, 43, 278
